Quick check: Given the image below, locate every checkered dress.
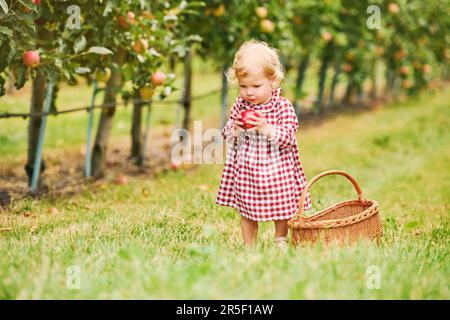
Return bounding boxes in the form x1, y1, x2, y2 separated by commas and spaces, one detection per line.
215, 88, 312, 222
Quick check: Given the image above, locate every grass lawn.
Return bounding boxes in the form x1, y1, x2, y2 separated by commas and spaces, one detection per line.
0, 83, 449, 299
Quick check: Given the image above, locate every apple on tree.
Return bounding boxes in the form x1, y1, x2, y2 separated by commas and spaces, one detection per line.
255, 7, 268, 19
343, 63, 353, 73
321, 31, 333, 42
23, 50, 40, 68
139, 86, 155, 100
260, 19, 274, 33
133, 39, 149, 54
151, 71, 166, 87
213, 4, 225, 17
95, 68, 111, 83
117, 11, 135, 29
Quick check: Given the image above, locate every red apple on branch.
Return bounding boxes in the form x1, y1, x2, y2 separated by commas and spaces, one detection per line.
151, 71, 166, 86
133, 39, 149, 54
23, 50, 40, 68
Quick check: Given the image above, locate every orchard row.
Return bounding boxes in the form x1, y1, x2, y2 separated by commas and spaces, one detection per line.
0, 0, 448, 188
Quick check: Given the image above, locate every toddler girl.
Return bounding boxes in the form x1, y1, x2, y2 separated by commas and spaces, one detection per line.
215, 40, 312, 248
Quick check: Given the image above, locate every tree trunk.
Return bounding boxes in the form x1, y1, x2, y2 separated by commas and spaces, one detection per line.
293, 52, 310, 120
6, 73, 15, 95
24, 24, 53, 187
385, 67, 396, 98
25, 69, 47, 187
220, 64, 228, 129
343, 78, 355, 104
130, 92, 143, 164
328, 59, 341, 108
370, 59, 378, 100
91, 48, 127, 178
316, 42, 334, 114
169, 54, 176, 73
181, 48, 192, 131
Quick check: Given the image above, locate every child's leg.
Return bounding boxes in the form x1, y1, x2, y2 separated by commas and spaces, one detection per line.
274, 219, 289, 250
274, 219, 289, 238
241, 216, 258, 246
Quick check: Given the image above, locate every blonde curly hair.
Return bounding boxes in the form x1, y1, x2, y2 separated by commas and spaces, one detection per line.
226, 40, 285, 87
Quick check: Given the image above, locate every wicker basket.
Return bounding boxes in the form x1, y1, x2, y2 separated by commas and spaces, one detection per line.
287, 170, 383, 247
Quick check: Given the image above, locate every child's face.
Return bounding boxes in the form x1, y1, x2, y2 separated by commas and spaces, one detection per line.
238, 71, 275, 105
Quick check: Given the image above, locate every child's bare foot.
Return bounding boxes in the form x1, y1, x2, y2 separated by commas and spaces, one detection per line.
274, 236, 289, 252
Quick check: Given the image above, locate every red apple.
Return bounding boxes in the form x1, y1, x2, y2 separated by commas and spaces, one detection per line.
240, 110, 260, 129
33, 0, 41, 4
388, 3, 400, 14
118, 15, 129, 28
114, 175, 128, 185
343, 63, 353, 73
321, 31, 333, 42
127, 11, 135, 24
151, 71, 166, 87
422, 64, 432, 74
170, 162, 180, 170
400, 66, 409, 75
23, 50, 40, 68
117, 12, 135, 29
132, 39, 149, 54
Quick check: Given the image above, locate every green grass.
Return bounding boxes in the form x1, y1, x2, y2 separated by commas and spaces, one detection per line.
1, 82, 449, 299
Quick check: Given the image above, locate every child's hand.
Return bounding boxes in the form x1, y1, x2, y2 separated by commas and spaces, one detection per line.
231, 115, 245, 137
245, 111, 274, 138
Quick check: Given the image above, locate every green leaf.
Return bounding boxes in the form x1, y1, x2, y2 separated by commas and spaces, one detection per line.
88, 46, 113, 55
17, 0, 34, 12
73, 36, 87, 54
0, 0, 8, 14
54, 58, 63, 68
15, 11, 36, 32
0, 26, 13, 37
122, 63, 134, 82
15, 66, 28, 90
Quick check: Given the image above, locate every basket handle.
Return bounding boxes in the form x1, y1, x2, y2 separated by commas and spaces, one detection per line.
297, 170, 364, 218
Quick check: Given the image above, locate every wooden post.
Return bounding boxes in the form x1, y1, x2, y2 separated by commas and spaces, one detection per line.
30, 83, 54, 193
84, 81, 99, 177
141, 100, 153, 165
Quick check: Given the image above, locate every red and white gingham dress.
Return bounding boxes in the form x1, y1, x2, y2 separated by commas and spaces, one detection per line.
215, 88, 312, 222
